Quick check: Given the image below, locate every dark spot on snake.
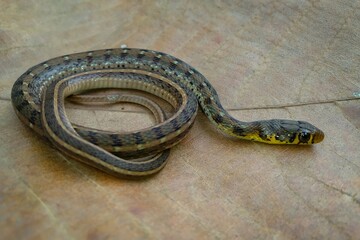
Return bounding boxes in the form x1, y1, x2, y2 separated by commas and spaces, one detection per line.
185, 71, 192, 78
104, 54, 111, 60
204, 97, 212, 105
12, 83, 23, 96
288, 133, 297, 143
121, 51, 129, 58
311, 135, 317, 144
259, 131, 268, 141
169, 62, 177, 70
134, 132, 145, 145
137, 53, 145, 59
17, 101, 29, 111
153, 56, 161, 63
110, 134, 122, 146
232, 126, 246, 136
29, 110, 38, 124
87, 131, 98, 145
153, 127, 165, 139
86, 56, 93, 63
170, 119, 181, 131
213, 114, 223, 124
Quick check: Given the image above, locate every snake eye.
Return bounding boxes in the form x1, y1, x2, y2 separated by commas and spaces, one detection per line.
299, 131, 311, 143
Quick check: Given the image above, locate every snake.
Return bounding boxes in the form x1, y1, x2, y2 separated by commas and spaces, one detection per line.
11, 47, 325, 178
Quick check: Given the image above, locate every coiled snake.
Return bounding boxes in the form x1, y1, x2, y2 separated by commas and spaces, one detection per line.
11, 48, 324, 178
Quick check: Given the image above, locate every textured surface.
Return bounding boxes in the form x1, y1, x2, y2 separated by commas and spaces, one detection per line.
1, 0, 359, 239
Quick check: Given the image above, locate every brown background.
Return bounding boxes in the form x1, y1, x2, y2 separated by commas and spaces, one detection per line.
1, 1, 359, 239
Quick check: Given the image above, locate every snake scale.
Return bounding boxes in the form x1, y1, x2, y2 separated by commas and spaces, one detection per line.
11, 48, 324, 178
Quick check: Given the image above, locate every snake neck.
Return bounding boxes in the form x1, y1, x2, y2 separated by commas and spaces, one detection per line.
199, 95, 257, 139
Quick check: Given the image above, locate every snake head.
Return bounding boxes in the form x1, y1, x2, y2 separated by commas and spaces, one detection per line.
257, 119, 324, 144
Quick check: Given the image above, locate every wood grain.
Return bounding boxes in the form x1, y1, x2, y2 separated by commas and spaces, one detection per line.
1, 1, 359, 239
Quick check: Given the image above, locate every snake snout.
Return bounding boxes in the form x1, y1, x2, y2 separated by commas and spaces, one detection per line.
312, 128, 325, 144
297, 121, 324, 144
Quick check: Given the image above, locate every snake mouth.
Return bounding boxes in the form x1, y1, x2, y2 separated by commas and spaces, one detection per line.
313, 129, 325, 143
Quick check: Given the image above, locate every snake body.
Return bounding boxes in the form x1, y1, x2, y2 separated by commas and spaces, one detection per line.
11, 48, 324, 178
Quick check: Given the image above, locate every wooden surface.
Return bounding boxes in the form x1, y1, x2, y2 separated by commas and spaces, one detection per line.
1, 1, 359, 239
